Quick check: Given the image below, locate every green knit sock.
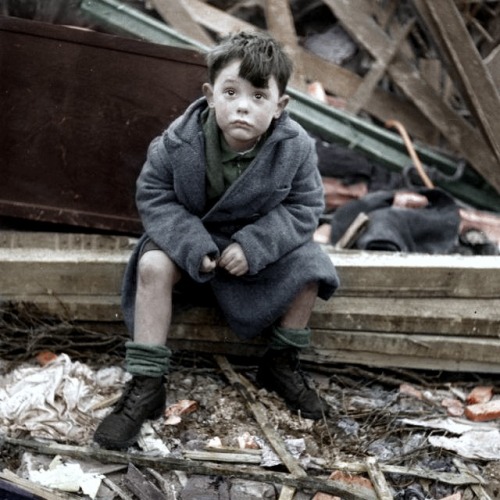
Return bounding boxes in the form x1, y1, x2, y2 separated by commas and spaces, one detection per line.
268, 326, 311, 350
125, 341, 171, 377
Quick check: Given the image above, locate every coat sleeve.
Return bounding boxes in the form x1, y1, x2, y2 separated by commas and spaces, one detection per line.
232, 131, 325, 275
136, 135, 219, 282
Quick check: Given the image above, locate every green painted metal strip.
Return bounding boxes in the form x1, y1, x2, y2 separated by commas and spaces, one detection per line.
80, 0, 207, 51
80, 0, 500, 211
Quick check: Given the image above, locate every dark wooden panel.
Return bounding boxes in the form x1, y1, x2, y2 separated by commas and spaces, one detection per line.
0, 16, 207, 233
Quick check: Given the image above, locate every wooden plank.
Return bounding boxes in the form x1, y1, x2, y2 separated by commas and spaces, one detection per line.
8, 294, 498, 339
150, 0, 213, 47
0, 248, 127, 297
422, 0, 500, 166
1, 247, 500, 299
304, 349, 500, 374
0, 230, 136, 251
485, 44, 500, 89
124, 463, 167, 500
311, 296, 500, 337
419, 58, 442, 145
310, 329, 500, 365
1, 243, 499, 372
346, 18, 415, 114
263, 0, 307, 91
322, 0, 500, 194
301, 52, 436, 144
330, 250, 500, 298
2, 248, 500, 297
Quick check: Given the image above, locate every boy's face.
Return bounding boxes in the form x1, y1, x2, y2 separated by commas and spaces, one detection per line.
203, 59, 289, 152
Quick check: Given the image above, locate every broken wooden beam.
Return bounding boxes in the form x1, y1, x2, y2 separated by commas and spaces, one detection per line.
323, 0, 500, 195
150, 0, 213, 48
365, 457, 393, 500
421, 0, 500, 166
124, 463, 168, 500
345, 18, 415, 114
263, 0, 307, 91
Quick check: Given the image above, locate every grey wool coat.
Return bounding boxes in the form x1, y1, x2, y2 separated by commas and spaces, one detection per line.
122, 97, 339, 339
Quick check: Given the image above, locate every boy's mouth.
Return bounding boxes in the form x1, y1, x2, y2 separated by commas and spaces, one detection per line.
232, 120, 251, 128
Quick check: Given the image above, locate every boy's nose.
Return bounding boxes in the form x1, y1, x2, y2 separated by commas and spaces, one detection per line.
236, 97, 250, 113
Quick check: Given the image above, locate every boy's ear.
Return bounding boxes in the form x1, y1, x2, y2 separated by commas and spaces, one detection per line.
202, 83, 214, 108
274, 94, 290, 119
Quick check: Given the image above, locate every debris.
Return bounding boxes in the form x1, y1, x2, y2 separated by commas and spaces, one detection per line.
28, 455, 103, 499
124, 462, 168, 500
0, 469, 70, 500
313, 470, 374, 500
464, 399, 500, 422
441, 398, 464, 418
327, 460, 485, 487
466, 386, 494, 405
0, 353, 129, 442
136, 422, 171, 456
183, 449, 262, 465
402, 417, 500, 460
35, 350, 58, 367
2, 436, 380, 498
214, 355, 377, 499
237, 431, 260, 450
164, 399, 198, 426
365, 456, 393, 500
399, 383, 423, 400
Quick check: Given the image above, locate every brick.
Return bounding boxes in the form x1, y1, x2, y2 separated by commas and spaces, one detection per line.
466, 385, 493, 405
465, 399, 500, 422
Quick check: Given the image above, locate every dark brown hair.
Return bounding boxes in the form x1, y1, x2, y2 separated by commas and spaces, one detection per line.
206, 31, 293, 96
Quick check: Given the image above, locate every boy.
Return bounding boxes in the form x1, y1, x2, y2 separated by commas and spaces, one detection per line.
94, 30, 339, 450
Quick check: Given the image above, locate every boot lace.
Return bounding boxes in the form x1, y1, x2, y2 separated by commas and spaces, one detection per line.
113, 378, 144, 418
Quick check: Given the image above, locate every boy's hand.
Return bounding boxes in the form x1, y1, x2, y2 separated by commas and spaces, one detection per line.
200, 255, 217, 273
218, 243, 249, 276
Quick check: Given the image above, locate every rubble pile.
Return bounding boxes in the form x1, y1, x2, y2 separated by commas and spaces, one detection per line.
1, 1, 500, 499
0, 315, 500, 499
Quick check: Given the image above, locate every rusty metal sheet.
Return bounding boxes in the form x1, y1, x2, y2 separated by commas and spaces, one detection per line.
0, 16, 207, 234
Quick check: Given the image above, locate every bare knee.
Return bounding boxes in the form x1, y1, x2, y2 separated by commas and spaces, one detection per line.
137, 250, 181, 290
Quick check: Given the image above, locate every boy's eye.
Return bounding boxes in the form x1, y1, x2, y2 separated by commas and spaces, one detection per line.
254, 93, 264, 100
225, 88, 235, 96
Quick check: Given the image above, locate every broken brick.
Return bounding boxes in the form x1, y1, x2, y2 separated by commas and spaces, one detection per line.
399, 383, 423, 400
466, 386, 493, 405
313, 470, 373, 499
441, 398, 464, 417
465, 399, 500, 422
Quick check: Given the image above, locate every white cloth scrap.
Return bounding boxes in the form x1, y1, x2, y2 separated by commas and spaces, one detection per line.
0, 353, 128, 442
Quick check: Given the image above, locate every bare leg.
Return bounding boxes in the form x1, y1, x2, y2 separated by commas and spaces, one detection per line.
93, 249, 180, 450
279, 282, 318, 329
133, 250, 181, 345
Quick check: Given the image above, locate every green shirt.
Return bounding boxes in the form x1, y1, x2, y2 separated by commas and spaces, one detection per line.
202, 108, 262, 205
